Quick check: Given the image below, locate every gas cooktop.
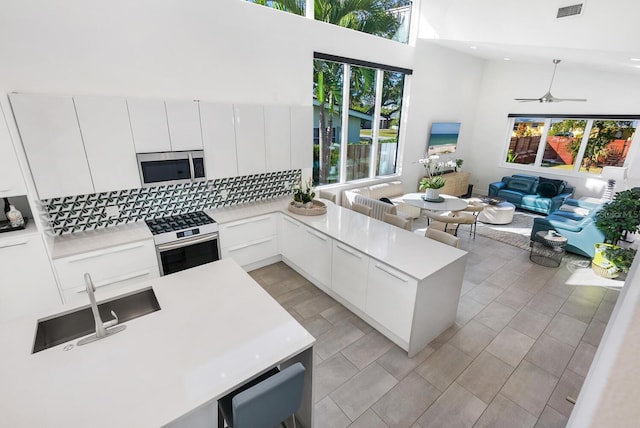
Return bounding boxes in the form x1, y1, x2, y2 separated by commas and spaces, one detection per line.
145, 212, 218, 244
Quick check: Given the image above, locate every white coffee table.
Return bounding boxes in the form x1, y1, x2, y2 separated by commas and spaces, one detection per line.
401, 193, 468, 212
477, 201, 516, 224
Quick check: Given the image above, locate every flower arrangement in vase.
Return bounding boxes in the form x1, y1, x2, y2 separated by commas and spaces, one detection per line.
292, 177, 316, 208
418, 155, 456, 199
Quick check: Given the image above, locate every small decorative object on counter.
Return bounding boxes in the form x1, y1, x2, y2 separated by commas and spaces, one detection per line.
7, 204, 24, 227
291, 177, 316, 208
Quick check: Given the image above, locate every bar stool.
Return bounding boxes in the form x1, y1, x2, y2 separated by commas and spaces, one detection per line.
352, 203, 372, 217
218, 362, 306, 428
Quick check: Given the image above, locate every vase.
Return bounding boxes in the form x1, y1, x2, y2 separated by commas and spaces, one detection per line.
7, 204, 24, 227
425, 188, 440, 200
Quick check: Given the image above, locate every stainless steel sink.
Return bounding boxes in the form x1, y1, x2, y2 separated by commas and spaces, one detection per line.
33, 287, 161, 354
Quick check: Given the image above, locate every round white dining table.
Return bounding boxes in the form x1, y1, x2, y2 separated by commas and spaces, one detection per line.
401, 193, 468, 212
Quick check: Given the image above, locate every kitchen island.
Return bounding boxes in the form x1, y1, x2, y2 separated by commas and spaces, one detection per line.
0, 259, 314, 428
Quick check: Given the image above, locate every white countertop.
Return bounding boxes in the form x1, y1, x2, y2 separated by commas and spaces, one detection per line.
208, 197, 467, 280
51, 221, 153, 259
0, 259, 314, 428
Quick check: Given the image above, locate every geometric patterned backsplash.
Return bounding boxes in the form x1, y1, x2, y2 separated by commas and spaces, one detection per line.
42, 169, 301, 235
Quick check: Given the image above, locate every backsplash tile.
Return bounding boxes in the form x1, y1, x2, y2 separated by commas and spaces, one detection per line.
43, 170, 300, 235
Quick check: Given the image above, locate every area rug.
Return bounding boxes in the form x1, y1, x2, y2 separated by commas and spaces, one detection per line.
475, 211, 538, 251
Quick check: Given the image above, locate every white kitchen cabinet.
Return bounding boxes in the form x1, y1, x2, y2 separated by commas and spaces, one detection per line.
0, 231, 61, 321
54, 239, 159, 305
234, 104, 266, 176
279, 215, 305, 268
290, 105, 313, 170
165, 100, 203, 151
0, 103, 26, 197
264, 105, 291, 172
74, 96, 141, 193
331, 241, 369, 311
127, 98, 171, 153
299, 225, 332, 289
220, 214, 279, 270
366, 261, 417, 342
9, 93, 94, 199
200, 102, 238, 180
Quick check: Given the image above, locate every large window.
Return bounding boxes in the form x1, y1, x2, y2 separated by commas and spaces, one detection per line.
313, 54, 409, 185
245, 0, 412, 44
504, 115, 637, 176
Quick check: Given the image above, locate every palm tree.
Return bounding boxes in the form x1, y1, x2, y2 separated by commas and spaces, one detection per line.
313, 0, 403, 183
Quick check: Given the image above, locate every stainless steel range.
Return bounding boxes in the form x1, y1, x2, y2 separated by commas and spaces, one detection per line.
146, 212, 220, 276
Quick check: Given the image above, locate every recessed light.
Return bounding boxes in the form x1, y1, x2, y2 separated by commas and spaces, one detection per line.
469, 46, 477, 50
635, 65, 640, 69
630, 58, 640, 61
503, 58, 511, 61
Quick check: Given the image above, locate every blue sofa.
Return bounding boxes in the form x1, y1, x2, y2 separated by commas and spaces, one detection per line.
488, 174, 574, 215
530, 198, 605, 258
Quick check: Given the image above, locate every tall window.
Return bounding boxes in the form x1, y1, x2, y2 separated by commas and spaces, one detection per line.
504, 115, 638, 176
245, 0, 412, 44
313, 54, 409, 185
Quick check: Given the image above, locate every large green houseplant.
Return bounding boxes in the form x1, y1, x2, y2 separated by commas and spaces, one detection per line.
594, 188, 640, 276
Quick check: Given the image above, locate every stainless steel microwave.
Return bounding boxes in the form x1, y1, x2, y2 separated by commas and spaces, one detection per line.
137, 151, 206, 188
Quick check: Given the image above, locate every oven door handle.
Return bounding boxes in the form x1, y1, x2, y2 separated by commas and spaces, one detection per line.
156, 233, 218, 252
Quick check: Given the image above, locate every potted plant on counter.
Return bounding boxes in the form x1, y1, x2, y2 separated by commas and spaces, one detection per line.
593, 187, 640, 278
292, 177, 316, 208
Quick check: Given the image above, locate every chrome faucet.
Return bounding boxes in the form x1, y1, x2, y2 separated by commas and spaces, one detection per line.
77, 273, 126, 346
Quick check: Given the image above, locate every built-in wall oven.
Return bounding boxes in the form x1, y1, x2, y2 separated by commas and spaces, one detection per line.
137, 150, 206, 188
146, 212, 220, 276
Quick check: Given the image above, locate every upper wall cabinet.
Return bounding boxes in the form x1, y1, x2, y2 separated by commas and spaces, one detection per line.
200, 102, 238, 180
264, 105, 291, 172
74, 96, 141, 193
291, 105, 312, 170
0, 103, 27, 197
9, 94, 94, 200
165, 100, 203, 151
127, 98, 171, 153
234, 104, 266, 176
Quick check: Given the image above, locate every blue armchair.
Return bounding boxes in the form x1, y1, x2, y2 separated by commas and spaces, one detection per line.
530, 199, 605, 258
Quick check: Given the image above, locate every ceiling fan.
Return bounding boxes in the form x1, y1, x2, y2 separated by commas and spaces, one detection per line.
515, 59, 587, 103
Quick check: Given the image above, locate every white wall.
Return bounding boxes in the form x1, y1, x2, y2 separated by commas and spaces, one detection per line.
0, 0, 414, 104
400, 40, 484, 193
467, 60, 640, 197
418, 0, 640, 53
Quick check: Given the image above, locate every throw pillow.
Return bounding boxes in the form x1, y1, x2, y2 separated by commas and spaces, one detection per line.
379, 197, 393, 204
537, 181, 558, 198
538, 177, 565, 196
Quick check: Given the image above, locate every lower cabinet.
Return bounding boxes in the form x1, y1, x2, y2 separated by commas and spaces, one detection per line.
54, 239, 159, 306
331, 241, 368, 311
220, 214, 279, 270
279, 215, 332, 289
0, 233, 61, 321
366, 261, 417, 343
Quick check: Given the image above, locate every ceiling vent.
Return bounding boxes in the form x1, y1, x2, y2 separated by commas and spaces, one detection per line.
557, 3, 583, 18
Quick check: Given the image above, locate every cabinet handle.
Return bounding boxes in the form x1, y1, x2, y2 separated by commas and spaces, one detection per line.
282, 216, 300, 227
226, 216, 270, 228
228, 237, 273, 252
374, 263, 408, 283
0, 238, 30, 249
66, 242, 146, 263
306, 229, 327, 242
336, 243, 362, 259
74, 269, 152, 293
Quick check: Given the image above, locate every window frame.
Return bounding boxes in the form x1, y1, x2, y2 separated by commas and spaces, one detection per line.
314, 53, 412, 187
502, 114, 639, 178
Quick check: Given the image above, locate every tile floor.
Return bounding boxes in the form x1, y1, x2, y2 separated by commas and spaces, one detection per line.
248, 228, 617, 428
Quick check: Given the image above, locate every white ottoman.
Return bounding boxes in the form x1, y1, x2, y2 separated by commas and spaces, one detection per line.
478, 201, 516, 224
